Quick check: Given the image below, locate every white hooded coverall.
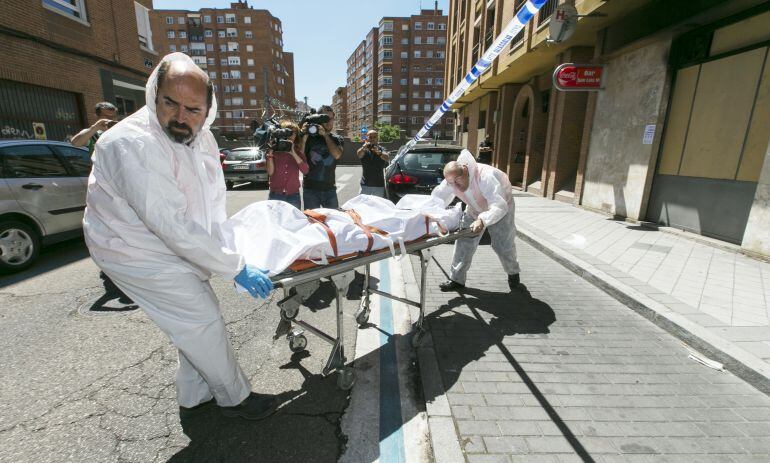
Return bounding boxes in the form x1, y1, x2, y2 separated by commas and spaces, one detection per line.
83, 53, 250, 407
431, 149, 521, 285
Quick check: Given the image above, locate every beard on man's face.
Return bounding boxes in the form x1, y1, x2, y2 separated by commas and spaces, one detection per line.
164, 120, 195, 144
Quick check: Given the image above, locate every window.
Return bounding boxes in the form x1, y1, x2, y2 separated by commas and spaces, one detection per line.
401, 65, 407, 73
0, 145, 68, 177
382, 21, 393, 31
249, 86, 256, 93
220, 44, 227, 52
206, 43, 213, 51
204, 15, 211, 23
227, 28, 237, 38
413, 91, 420, 98
437, 37, 446, 45
411, 104, 419, 111
247, 59, 254, 66
245, 31, 253, 38
207, 57, 214, 65
427, 22, 435, 30
244, 16, 251, 24
222, 72, 230, 79
180, 44, 188, 52
383, 65, 392, 73
169, 44, 177, 52
414, 50, 421, 58
248, 72, 256, 79
209, 72, 217, 79
400, 78, 407, 85
434, 91, 441, 98
424, 104, 432, 111
227, 42, 238, 51
246, 45, 253, 52
217, 16, 224, 24
414, 36, 421, 45
413, 78, 420, 85
412, 116, 419, 124
426, 50, 433, 58
436, 51, 445, 59
427, 36, 434, 44
426, 78, 433, 85
250, 99, 257, 105
424, 91, 432, 98
218, 30, 226, 38
401, 38, 409, 45
165, 16, 174, 25
224, 99, 232, 107
400, 92, 407, 99
167, 30, 175, 39
179, 31, 187, 39
415, 22, 423, 30
402, 24, 409, 31
220, 58, 228, 66
135, 2, 153, 51
225, 14, 236, 23
438, 23, 446, 30
399, 116, 406, 123
230, 70, 241, 79
205, 29, 213, 37
232, 97, 243, 105
436, 78, 444, 85
382, 77, 392, 86
400, 52, 408, 59
383, 36, 393, 45
399, 104, 407, 111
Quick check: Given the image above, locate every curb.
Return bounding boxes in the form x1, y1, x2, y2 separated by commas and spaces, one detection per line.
516, 222, 770, 396
399, 256, 466, 463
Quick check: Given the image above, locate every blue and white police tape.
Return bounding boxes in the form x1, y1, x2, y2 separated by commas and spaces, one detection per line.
392, 0, 548, 164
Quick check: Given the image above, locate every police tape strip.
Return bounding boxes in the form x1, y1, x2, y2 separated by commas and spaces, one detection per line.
392, 0, 548, 164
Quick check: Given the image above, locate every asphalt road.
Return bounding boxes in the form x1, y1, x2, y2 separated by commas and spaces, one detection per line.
0, 166, 366, 463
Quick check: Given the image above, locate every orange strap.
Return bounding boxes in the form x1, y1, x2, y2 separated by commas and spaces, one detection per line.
303, 210, 338, 257
345, 209, 389, 252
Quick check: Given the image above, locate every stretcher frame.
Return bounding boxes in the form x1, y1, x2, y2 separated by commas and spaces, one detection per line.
270, 228, 477, 389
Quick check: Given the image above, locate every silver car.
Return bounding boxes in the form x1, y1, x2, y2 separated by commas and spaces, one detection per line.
222, 147, 268, 189
0, 140, 91, 272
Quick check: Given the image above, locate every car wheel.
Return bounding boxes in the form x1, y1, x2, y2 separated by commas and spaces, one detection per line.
0, 221, 40, 273
225, 181, 234, 190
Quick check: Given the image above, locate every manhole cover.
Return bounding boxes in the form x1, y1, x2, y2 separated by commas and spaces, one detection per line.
78, 292, 139, 316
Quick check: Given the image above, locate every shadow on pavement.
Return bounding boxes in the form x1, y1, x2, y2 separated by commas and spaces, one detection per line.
0, 237, 90, 289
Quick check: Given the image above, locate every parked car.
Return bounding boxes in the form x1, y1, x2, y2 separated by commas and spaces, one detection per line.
0, 139, 92, 272
385, 142, 463, 203
218, 148, 230, 169
222, 147, 268, 189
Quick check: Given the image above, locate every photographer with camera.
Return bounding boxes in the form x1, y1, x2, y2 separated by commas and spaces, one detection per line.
356, 129, 389, 197
300, 105, 344, 209
71, 102, 119, 155
265, 120, 308, 209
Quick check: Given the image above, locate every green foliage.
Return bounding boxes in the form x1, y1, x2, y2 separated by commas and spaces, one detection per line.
352, 134, 361, 142
373, 122, 401, 143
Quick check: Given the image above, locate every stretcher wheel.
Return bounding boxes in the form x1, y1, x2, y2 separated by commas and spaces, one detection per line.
337, 368, 355, 390
288, 334, 307, 353
355, 303, 370, 326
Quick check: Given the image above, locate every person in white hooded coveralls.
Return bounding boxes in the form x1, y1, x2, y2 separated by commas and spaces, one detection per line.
83, 53, 277, 420
431, 149, 521, 291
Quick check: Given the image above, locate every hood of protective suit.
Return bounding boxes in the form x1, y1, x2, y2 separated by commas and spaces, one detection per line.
145, 52, 218, 132
454, 149, 481, 193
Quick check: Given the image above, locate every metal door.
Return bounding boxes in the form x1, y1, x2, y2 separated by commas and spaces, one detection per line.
0, 144, 86, 235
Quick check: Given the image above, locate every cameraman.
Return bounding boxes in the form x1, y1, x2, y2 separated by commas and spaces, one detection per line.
356, 129, 389, 197
300, 105, 344, 209
71, 102, 119, 155
266, 120, 308, 209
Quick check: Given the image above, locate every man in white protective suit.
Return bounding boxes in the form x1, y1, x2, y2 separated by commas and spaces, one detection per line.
431, 149, 521, 292
83, 53, 278, 421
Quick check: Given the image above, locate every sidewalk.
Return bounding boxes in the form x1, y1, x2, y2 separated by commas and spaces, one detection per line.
405, 200, 770, 461
514, 193, 770, 391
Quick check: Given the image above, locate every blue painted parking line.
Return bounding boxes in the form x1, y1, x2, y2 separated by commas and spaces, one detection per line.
378, 259, 406, 463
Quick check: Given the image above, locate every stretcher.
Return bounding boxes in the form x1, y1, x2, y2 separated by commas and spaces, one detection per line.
270, 228, 478, 390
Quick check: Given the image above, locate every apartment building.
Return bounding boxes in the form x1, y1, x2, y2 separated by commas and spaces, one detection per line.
332, 86, 349, 136
151, 0, 295, 138
446, 0, 770, 257
0, 0, 156, 141
344, 8, 452, 140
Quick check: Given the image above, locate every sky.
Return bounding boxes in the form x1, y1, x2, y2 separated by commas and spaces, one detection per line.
153, 0, 450, 109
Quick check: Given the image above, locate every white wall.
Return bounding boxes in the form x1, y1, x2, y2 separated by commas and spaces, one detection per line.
581, 40, 671, 220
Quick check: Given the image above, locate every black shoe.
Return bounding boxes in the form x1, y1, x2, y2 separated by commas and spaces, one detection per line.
508, 273, 520, 290
220, 392, 279, 421
179, 397, 215, 418
439, 280, 465, 292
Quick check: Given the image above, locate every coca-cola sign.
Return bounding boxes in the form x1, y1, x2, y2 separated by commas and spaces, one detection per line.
553, 63, 605, 91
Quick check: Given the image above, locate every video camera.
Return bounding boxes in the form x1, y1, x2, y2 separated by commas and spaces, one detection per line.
302, 113, 330, 136
253, 117, 294, 152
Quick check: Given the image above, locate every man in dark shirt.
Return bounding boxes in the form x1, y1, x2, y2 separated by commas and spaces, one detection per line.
478, 135, 493, 165
300, 105, 344, 209
356, 129, 389, 197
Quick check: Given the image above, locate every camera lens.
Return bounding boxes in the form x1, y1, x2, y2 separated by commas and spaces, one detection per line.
308, 125, 318, 135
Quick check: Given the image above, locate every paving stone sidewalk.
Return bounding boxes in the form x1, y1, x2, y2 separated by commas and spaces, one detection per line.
411, 236, 770, 462
513, 194, 770, 389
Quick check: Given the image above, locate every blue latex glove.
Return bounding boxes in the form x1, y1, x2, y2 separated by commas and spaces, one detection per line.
234, 265, 273, 299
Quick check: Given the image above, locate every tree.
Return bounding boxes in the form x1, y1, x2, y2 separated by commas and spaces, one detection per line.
373, 122, 401, 143
352, 134, 361, 143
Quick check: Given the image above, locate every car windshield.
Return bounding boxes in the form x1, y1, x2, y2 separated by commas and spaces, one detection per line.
402, 150, 459, 171
226, 149, 262, 161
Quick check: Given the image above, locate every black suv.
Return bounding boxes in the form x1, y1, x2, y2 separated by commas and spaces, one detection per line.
384, 141, 462, 202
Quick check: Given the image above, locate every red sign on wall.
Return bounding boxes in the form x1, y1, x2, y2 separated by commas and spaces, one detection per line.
553, 63, 605, 91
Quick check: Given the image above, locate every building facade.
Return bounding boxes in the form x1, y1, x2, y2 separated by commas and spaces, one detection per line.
344, 9, 453, 140
0, 0, 157, 141
332, 86, 349, 136
150, 0, 295, 138
445, 0, 770, 257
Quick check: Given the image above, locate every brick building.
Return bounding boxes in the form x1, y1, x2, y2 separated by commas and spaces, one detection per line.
332, 86, 348, 136
344, 8, 452, 140
0, 0, 157, 141
446, 0, 770, 257
150, 0, 295, 138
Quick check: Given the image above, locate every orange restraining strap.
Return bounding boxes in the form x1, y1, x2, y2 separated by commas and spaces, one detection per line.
303, 210, 338, 258
345, 209, 389, 252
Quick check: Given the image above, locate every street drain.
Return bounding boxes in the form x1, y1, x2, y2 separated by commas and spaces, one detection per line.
78, 292, 139, 316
